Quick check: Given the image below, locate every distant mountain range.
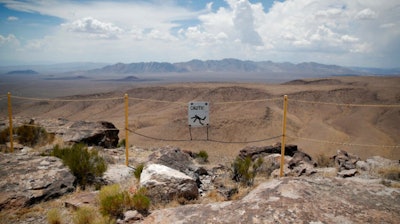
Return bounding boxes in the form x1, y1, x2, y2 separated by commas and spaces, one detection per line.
89, 58, 361, 77
2, 59, 399, 77
6, 69, 39, 75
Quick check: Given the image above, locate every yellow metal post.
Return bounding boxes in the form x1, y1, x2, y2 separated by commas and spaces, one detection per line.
124, 94, 129, 166
280, 95, 288, 177
7, 92, 14, 153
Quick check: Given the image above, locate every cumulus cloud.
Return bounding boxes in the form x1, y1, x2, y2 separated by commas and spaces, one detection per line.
355, 8, 377, 20
0, 34, 20, 46
62, 17, 123, 39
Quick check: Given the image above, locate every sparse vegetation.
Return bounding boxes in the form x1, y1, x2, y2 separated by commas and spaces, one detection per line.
134, 164, 144, 180
73, 206, 114, 224
232, 156, 263, 186
117, 139, 126, 148
378, 166, 400, 181
51, 143, 107, 189
316, 154, 334, 167
98, 184, 128, 218
98, 184, 150, 218
196, 150, 209, 163
131, 187, 151, 213
47, 208, 62, 224
0, 122, 53, 148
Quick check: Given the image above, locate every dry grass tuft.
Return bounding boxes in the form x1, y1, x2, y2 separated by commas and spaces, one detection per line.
378, 166, 400, 181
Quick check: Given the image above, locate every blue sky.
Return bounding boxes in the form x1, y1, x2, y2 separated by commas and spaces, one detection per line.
0, 0, 399, 68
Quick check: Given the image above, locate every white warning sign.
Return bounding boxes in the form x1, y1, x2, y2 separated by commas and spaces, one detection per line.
188, 102, 209, 127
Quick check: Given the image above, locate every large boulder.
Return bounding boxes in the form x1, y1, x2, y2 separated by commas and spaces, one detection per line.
147, 147, 194, 174
238, 143, 298, 160
62, 120, 119, 148
141, 177, 400, 223
0, 153, 75, 210
139, 164, 199, 203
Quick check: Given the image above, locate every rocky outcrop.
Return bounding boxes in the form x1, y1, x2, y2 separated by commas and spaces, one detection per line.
0, 153, 75, 210
141, 177, 400, 223
238, 143, 298, 160
139, 164, 199, 203
62, 120, 119, 148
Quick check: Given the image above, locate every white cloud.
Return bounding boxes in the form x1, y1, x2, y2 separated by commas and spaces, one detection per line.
355, 8, 377, 20
0, 34, 20, 46
62, 17, 123, 39
7, 16, 18, 21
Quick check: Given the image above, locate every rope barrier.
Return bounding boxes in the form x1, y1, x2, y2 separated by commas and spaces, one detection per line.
9, 94, 399, 108
11, 95, 123, 102
128, 97, 186, 105
289, 99, 400, 108
287, 135, 400, 148
128, 128, 281, 144
213, 98, 281, 105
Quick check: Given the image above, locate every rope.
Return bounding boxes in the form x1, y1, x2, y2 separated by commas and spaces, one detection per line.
289, 99, 400, 108
128, 97, 186, 105
11, 95, 123, 102
213, 98, 281, 105
128, 128, 281, 144
287, 135, 400, 148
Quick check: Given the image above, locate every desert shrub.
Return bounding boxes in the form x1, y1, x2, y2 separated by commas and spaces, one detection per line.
16, 122, 52, 147
134, 164, 144, 180
232, 156, 263, 186
316, 154, 334, 167
197, 150, 209, 163
73, 206, 114, 224
99, 184, 129, 218
47, 208, 62, 224
117, 139, 125, 148
378, 166, 400, 181
51, 143, 107, 188
0, 127, 10, 145
131, 187, 150, 213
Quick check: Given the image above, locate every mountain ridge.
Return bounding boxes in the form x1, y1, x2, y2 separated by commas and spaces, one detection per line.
89, 58, 362, 77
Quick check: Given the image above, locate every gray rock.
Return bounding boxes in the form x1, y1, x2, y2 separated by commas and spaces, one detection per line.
102, 164, 135, 184
337, 168, 358, 178
62, 120, 119, 148
0, 153, 75, 210
139, 164, 199, 203
118, 210, 143, 223
140, 177, 400, 223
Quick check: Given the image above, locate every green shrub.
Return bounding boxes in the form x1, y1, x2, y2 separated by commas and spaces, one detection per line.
47, 208, 62, 224
51, 143, 107, 188
131, 187, 150, 213
73, 206, 114, 224
99, 184, 128, 218
232, 156, 263, 186
117, 139, 126, 148
134, 164, 144, 180
16, 122, 52, 147
197, 150, 209, 163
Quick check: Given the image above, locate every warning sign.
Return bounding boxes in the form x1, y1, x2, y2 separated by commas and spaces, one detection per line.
188, 102, 209, 127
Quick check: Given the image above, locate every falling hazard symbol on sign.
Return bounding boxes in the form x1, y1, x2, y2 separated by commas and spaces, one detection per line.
188, 102, 209, 127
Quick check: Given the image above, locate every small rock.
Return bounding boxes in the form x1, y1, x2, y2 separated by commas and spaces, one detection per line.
337, 169, 358, 178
